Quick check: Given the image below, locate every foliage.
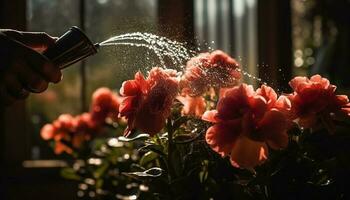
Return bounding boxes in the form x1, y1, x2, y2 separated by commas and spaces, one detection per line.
41, 51, 350, 200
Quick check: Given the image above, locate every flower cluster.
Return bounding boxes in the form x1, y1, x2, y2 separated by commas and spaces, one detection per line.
42, 50, 350, 168
202, 84, 290, 168
91, 87, 122, 124
41, 49, 350, 200
41, 87, 122, 154
180, 50, 241, 96
288, 75, 350, 129
119, 67, 179, 136
114, 51, 350, 169
201, 74, 350, 168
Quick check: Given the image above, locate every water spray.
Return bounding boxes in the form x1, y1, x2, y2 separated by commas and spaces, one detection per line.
43, 26, 263, 85
43, 26, 192, 69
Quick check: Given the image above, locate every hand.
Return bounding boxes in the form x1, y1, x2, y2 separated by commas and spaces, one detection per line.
0, 29, 62, 105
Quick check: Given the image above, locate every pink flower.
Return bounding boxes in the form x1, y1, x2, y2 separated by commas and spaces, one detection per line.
181, 50, 241, 96
72, 113, 97, 149
119, 67, 179, 136
176, 95, 206, 117
40, 124, 55, 140
40, 113, 100, 154
288, 74, 350, 128
41, 114, 76, 154
202, 84, 290, 168
90, 87, 121, 124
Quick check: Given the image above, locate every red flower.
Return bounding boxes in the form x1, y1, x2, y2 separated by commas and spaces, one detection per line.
41, 114, 75, 154
40, 113, 100, 154
181, 50, 241, 96
90, 87, 121, 124
176, 95, 206, 117
288, 74, 350, 128
40, 124, 55, 140
202, 84, 290, 168
52, 114, 76, 132
119, 67, 179, 136
72, 113, 97, 149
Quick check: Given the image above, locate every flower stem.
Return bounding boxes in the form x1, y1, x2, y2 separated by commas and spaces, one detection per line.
167, 119, 175, 183
320, 114, 335, 135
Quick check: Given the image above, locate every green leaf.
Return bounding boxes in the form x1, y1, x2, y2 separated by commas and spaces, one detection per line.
171, 147, 183, 176
60, 167, 81, 181
93, 162, 109, 179
140, 151, 159, 167
138, 144, 166, 157
123, 167, 163, 180
96, 179, 104, 189
173, 116, 189, 129
173, 134, 193, 141
118, 133, 150, 142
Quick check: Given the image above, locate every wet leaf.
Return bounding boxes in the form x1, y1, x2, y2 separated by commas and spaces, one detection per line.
116, 194, 139, 200
118, 133, 150, 142
138, 144, 166, 157
199, 171, 208, 183
140, 151, 158, 166
173, 116, 189, 129
123, 167, 163, 180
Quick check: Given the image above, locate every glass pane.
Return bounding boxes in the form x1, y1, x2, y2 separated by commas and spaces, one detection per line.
26, 0, 80, 159
85, 0, 158, 99
194, 0, 258, 85
291, 0, 350, 89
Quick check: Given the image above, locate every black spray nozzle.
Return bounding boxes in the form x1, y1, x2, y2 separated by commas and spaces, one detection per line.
43, 26, 98, 69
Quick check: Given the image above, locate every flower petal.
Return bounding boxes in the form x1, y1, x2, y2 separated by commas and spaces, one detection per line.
119, 96, 138, 117
248, 95, 268, 119
335, 95, 349, 105
257, 110, 288, 149
310, 74, 330, 88
135, 71, 149, 93
256, 85, 277, 105
120, 80, 141, 96
206, 123, 239, 157
230, 136, 268, 168
202, 110, 219, 123
41, 124, 55, 140
177, 95, 206, 117
289, 76, 309, 92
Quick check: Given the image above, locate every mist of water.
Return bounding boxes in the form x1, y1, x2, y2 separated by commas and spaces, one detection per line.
99, 32, 194, 69
99, 32, 266, 86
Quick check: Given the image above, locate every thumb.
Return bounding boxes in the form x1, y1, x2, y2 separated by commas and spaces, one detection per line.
2, 29, 57, 51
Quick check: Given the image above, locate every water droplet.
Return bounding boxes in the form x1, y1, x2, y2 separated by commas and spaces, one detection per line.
99, 32, 194, 69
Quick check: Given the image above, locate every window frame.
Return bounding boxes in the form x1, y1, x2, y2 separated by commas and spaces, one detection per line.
1, 0, 196, 166
0, 0, 293, 198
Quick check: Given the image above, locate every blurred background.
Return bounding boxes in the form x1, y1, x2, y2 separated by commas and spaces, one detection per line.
0, 0, 349, 199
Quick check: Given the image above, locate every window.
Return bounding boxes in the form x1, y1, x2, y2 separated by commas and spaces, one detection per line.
26, 0, 158, 160
194, 0, 258, 85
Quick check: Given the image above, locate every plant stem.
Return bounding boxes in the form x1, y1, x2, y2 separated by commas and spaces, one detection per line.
167, 120, 175, 183
320, 114, 335, 135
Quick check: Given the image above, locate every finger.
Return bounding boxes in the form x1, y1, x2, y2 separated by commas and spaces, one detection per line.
2, 30, 56, 51
11, 61, 50, 93
21, 46, 62, 83
21, 32, 57, 51
3, 72, 30, 99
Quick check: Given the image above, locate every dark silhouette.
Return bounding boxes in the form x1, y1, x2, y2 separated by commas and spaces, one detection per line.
0, 29, 61, 105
